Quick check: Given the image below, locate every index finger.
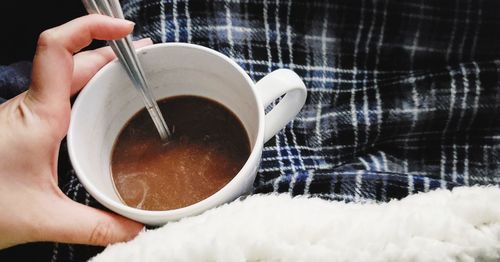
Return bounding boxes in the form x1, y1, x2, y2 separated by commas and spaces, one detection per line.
28, 14, 135, 109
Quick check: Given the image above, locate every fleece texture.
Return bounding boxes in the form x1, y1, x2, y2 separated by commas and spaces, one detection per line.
92, 186, 500, 262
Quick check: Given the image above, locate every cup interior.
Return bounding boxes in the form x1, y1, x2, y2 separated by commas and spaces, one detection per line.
69, 44, 260, 211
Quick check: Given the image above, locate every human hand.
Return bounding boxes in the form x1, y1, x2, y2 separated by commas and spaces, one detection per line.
0, 14, 152, 249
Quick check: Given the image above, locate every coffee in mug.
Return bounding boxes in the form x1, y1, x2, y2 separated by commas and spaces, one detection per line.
111, 95, 250, 211
68, 43, 307, 224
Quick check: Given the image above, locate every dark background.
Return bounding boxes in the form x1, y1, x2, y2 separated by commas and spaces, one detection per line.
0, 1, 103, 65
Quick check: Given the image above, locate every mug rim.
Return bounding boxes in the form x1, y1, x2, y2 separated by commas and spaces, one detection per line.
67, 43, 265, 219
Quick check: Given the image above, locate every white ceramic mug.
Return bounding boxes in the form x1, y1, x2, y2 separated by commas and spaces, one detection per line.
68, 43, 307, 225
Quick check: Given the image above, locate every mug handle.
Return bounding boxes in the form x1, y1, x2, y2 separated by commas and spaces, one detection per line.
254, 69, 307, 143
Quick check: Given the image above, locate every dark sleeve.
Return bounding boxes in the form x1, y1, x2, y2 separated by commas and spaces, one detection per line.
0, 61, 32, 103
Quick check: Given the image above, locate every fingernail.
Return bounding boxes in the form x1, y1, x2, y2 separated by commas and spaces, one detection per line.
140, 37, 153, 44
124, 20, 135, 27
134, 37, 153, 45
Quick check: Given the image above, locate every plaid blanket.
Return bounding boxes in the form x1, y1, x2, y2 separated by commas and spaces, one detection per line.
1, 0, 500, 261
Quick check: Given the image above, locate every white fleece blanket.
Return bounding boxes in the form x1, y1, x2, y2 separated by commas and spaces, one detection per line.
92, 186, 500, 262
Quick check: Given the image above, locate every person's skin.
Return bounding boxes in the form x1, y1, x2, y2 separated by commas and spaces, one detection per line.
0, 14, 152, 249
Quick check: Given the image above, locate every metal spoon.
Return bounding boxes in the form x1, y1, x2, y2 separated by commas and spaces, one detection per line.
82, 0, 172, 142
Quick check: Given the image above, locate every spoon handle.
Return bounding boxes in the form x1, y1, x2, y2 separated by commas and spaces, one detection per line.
82, 0, 172, 141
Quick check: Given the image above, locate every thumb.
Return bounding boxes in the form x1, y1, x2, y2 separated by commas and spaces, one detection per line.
42, 197, 143, 246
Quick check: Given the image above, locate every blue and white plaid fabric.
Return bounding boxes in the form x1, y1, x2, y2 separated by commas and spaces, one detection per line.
126, 0, 500, 201
1, 0, 500, 261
